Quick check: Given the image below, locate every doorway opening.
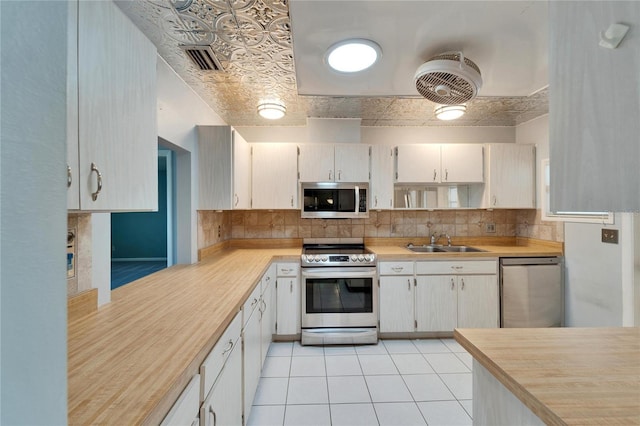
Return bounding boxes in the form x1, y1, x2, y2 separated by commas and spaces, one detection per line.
110, 147, 175, 289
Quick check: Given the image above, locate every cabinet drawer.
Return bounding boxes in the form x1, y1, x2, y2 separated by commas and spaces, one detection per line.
161, 374, 200, 426
416, 260, 497, 275
243, 284, 262, 326
200, 311, 241, 401
379, 261, 415, 275
277, 263, 299, 276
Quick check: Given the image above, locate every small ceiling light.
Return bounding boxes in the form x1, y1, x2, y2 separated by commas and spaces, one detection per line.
435, 104, 467, 120
325, 39, 381, 73
257, 101, 286, 120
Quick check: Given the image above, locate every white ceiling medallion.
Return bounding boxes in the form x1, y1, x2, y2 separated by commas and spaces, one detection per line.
257, 101, 286, 120
435, 104, 466, 120
325, 39, 381, 73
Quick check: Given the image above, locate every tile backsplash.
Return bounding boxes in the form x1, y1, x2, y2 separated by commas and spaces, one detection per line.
198, 209, 564, 249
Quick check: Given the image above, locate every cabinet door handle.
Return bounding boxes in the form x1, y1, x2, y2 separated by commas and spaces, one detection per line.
451, 278, 455, 290
67, 165, 72, 188
338, 170, 342, 180
290, 281, 293, 293
493, 195, 497, 206
234, 193, 239, 207
90, 163, 102, 201
433, 169, 437, 182
391, 266, 404, 272
407, 279, 411, 290
329, 170, 332, 180
374, 196, 378, 207
290, 196, 294, 207
445, 169, 448, 181
251, 297, 258, 308
209, 405, 216, 426
222, 338, 233, 355
461, 278, 465, 290
451, 266, 464, 271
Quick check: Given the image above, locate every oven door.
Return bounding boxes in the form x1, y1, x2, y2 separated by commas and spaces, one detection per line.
301, 267, 377, 328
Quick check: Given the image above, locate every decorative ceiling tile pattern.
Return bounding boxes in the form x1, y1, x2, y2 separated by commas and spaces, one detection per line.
116, 0, 548, 127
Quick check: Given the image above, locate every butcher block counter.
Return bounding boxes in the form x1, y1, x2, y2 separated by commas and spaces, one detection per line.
68, 245, 300, 425
67, 237, 562, 424
454, 327, 640, 425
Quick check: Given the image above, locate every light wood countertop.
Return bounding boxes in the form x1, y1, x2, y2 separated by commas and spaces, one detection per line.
68, 247, 299, 425
67, 237, 561, 424
367, 237, 563, 259
454, 327, 640, 425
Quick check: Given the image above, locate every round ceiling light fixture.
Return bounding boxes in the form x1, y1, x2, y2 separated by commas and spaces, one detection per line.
257, 101, 286, 120
435, 104, 466, 121
325, 39, 381, 73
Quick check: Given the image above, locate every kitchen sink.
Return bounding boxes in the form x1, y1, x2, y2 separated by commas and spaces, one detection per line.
406, 245, 447, 253
441, 245, 486, 252
406, 244, 486, 253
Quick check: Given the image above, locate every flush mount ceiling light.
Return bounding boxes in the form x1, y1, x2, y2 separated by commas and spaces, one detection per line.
325, 39, 381, 73
257, 101, 286, 120
435, 104, 467, 120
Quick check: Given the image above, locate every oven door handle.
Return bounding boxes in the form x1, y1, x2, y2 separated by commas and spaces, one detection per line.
301, 268, 377, 279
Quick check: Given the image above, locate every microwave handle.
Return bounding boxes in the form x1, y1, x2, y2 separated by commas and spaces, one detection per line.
355, 186, 360, 213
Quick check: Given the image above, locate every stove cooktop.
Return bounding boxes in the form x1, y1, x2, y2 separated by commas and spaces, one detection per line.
301, 243, 376, 267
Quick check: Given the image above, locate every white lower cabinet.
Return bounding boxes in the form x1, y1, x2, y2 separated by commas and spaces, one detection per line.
379, 275, 415, 332
260, 266, 276, 366
242, 284, 262, 424
161, 374, 201, 426
275, 263, 300, 336
416, 260, 499, 332
199, 312, 243, 426
201, 339, 242, 426
379, 260, 499, 334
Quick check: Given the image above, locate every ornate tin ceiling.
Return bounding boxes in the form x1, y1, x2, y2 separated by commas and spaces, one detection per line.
116, 0, 548, 127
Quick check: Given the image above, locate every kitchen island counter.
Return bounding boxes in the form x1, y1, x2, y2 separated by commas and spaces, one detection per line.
454, 327, 640, 425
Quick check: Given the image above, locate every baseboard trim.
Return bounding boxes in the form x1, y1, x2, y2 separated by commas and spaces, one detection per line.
111, 257, 167, 262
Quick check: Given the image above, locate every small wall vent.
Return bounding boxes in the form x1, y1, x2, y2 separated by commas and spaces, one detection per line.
180, 45, 224, 71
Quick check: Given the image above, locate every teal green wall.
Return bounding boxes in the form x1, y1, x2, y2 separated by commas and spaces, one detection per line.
111, 167, 167, 259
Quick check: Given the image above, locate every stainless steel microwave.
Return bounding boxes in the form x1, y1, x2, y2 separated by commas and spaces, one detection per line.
301, 183, 368, 219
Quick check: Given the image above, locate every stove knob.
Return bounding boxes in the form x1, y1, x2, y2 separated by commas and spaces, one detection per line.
351, 255, 358, 262
301, 255, 308, 262
314, 255, 321, 262
358, 254, 365, 262
364, 254, 371, 262
321, 256, 328, 262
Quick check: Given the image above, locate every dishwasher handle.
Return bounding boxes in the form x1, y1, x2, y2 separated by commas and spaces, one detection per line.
500, 257, 562, 266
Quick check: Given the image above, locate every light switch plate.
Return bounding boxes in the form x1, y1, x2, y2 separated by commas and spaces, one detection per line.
485, 223, 496, 233
602, 228, 619, 244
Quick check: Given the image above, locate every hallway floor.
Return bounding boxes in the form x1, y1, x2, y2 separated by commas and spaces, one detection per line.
248, 339, 472, 426
111, 260, 166, 289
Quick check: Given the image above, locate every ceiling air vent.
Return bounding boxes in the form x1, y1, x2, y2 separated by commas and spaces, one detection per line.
180, 45, 224, 71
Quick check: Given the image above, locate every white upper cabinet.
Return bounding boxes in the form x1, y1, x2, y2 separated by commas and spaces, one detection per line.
298, 144, 370, 182
440, 144, 484, 183
198, 126, 251, 210
70, 0, 157, 211
549, 2, 640, 212
395, 144, 483, 184
370, 145, 394, 209
483, 144, 535, 208
251, 143, 298, 209
395, 145, 440, 183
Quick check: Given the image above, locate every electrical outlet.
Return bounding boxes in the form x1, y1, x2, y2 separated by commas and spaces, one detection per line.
602, 228, 619, 244
485, 222, 496, 233
217, 225, 221, 238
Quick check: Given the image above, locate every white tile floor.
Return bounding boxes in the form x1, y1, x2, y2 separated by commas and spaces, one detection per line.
248, 339, 472, 426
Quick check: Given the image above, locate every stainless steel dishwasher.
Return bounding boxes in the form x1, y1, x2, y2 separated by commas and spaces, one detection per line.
500, 257, 564, 327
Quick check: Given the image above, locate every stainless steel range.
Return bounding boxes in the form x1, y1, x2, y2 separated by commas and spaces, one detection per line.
300, 238, 378, 345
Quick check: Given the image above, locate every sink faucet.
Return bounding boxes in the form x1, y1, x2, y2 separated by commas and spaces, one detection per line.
431, 232, 451, 246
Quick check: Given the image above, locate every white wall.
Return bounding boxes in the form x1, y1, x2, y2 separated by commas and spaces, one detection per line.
156, 57, 226, 264
515, 114, 548, 207
1, 1, 68, 422
236, 124, 515, 145
564, 213, 637, 326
